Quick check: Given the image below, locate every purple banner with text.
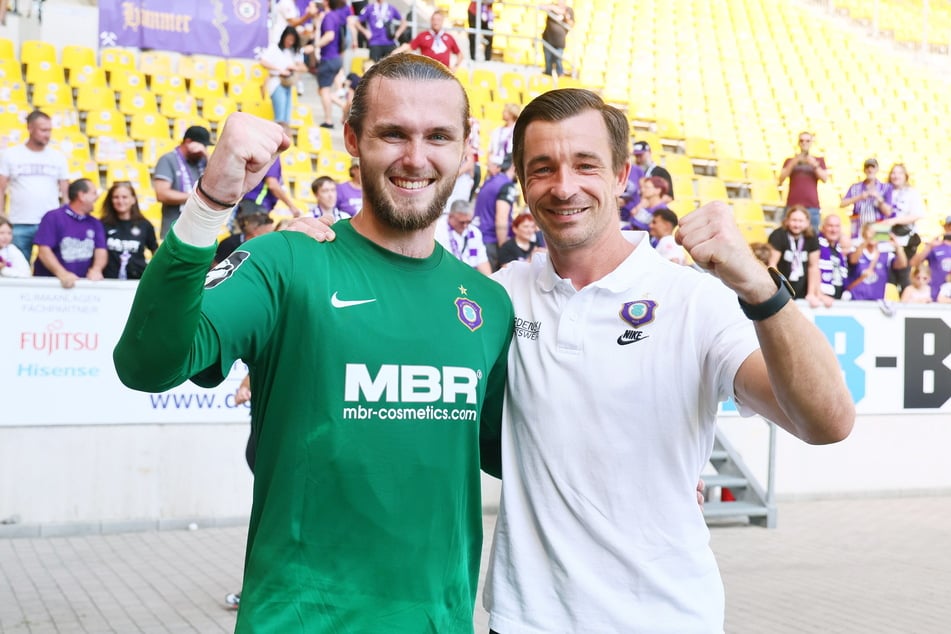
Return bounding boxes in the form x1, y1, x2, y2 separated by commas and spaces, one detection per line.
98, 0, 268, 59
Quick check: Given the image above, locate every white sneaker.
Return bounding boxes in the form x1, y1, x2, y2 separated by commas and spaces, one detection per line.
225, 592, 241, 610
297, 80, 305, 96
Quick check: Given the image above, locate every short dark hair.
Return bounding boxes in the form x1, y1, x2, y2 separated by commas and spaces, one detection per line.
347, 53, 470, 140
26, 110, 50, 126
310, 175, 337, 195
68, 178, 93, 201
652, 207, 678, 228
513, 89, 629, 185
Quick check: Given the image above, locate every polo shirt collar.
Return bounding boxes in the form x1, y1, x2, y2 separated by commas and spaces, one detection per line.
537, 230, 654, 293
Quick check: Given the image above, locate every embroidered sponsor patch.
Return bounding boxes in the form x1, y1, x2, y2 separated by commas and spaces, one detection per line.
204, 251, 250, 289
619, 299, 657, 328
455, 298, 483, 331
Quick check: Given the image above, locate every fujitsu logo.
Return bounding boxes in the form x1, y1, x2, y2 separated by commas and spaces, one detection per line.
19, 321, 99, 355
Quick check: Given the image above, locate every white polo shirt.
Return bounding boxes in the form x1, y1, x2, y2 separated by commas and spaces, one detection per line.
486, 231, 759, 633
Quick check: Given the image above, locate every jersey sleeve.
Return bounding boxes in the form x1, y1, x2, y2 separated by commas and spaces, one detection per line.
113, 229, 223, 392
479, 294, 513, 480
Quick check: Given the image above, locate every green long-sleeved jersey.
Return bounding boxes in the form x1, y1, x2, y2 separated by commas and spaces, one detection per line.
114, 222, 513, 633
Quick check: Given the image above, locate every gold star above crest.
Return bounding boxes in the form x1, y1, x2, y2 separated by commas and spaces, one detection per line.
458, 285, 468, 295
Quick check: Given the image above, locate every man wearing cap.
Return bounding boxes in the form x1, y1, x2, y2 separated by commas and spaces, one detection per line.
473, 154, 518, 271
153, 126, 212, 238
910, 216, 951, 301
213, 200, 275, 268
840, 157, 892, 240
778, 131, 829, 232
629, 140, 673, 201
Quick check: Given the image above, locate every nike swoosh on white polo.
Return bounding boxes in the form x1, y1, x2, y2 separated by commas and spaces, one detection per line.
331, 292, 377, 308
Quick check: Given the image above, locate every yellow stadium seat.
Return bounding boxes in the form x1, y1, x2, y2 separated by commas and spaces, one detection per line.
663, 153, 695, 178
91, 134, 137, 164
732, 199, 775, 244
45, 108, 82, 131
62, 45, 97, 75
695, 175, 729, 203
745, 161, 776, 182
118, 89, 159, 116
654, 117, 685, 141
0, 58, 23, 83
317, 150, 352, 181
100, 48, 137, 77
67, 157, 101, 184
159, 92, 198, 119
750, 179, 784, 207
0, 38, 14, 61
296, 125, 333, 156
684, 136, 716, 161
31, 81, 74, 110
0, 81, 28, 109
201, 96, 237, 132
470, 68, 499, 96
75, 86, 117, 113
108, 69, 148, 94
141, 138, 178, 168
289, 103, 316, 130
50, 129, 91, 162
178, 55, 218, 80
239, 98, 275, 120
716, 157, 747, 184
139, 50, 178, 78
671, 174, 695, 202
149, 74, 187, 99
103, 162, 153, 192
527, 73, 554, 96
228, 80, 266, 104
85, 109, 127, 137
20, 40, 57, 67
129, 112, 172, 143
190, 78, 226, 103
281, 146, 316, 190
25, 60, 66, 86
224, 58, 252, 85
498, 71, 526, 103
68, 64, 108, 89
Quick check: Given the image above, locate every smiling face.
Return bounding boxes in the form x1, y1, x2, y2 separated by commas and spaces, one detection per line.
344, 76, 466, 232
785, 208, 810, 236
820, 215, 842, 243
110, 184, 137, 218
889, 164, 908, 188
317, 181, 337, 210
520, 109, 628, 252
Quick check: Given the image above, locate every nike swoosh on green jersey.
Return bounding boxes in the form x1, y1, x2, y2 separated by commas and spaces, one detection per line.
331, 292, 377, 308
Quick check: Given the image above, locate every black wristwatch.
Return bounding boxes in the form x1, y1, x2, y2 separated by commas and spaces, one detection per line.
737, 267, 795, 321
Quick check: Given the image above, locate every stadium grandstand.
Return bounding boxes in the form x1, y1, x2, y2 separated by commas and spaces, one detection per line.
2, 0, 951, 245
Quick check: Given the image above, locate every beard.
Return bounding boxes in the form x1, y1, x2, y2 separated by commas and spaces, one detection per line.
363, 174, 456, 232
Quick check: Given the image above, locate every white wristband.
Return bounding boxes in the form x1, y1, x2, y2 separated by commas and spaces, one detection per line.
173, 192, 234, 248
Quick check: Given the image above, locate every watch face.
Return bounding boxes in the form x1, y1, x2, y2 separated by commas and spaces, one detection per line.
769, 267, 796, 299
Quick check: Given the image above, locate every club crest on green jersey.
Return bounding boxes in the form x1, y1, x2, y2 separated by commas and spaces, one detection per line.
455, 297, 483, 332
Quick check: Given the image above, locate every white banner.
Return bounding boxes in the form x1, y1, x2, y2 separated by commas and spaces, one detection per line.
3, 278, 249, 426
4, 278, 951, 425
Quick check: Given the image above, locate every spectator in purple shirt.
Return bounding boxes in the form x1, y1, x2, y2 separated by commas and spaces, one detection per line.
314, 0, 354, 128
910, 216, 951, 300
357, 0, 405, 62
33, 178, 107, 288
626, 175, 669, 231
845, 222, 907, 301
840, 158, 893, 240
336, 158, 363, 217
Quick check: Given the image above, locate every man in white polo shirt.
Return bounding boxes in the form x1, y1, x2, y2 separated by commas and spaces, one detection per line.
483, 89, 855, 633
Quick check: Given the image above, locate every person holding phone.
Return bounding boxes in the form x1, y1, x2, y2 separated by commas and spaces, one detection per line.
777, 131, 829, 232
